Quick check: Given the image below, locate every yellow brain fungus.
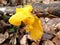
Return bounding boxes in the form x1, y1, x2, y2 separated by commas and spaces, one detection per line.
9, 5, 43, 40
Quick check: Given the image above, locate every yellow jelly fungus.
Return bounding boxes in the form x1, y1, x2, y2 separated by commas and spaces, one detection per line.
9, 5, 43, 40
9, 11, 34, 26
16, 5, 33, 13
24, 5, 33, 12
26, 16, 43, 40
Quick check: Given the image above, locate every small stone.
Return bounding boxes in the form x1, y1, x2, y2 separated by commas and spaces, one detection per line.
43, 24, 50, 33
31, 42, 38, 45
55, 23, 60, 31
45, 18, 50, 22
44, 40, 55, 45
0, 32, 9, 43
56, 31, 60, 39
42, 33, 54, 40
40, 18, 46, 25
52, 37, 60, 45
20, 35, 27, 45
